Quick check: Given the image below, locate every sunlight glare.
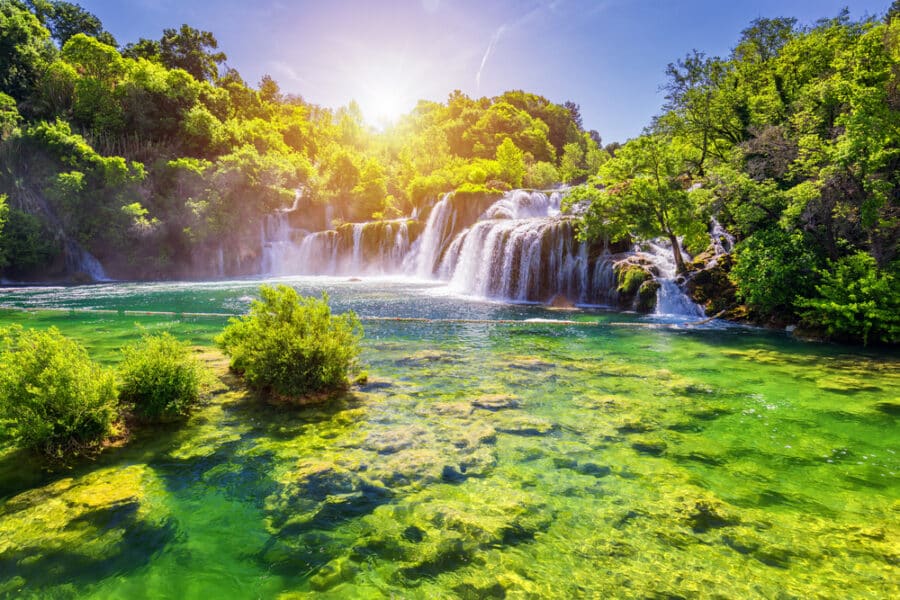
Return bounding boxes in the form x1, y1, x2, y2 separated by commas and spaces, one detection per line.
354, 58, 418, 128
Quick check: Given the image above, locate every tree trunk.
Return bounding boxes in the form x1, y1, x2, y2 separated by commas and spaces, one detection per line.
668, 231, 686, 274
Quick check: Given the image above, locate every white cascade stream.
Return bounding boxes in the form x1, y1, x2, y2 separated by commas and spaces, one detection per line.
258, 189, 707, 314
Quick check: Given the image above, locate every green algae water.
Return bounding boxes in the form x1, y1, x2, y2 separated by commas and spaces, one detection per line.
0, 278, 898, 598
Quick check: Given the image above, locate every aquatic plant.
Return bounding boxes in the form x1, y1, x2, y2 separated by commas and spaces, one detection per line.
0, 326, 117, 457
216, 285, 363, 401
118, 332, 210, 421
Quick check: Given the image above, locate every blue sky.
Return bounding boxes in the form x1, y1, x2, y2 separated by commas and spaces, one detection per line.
79, 0, 891, 142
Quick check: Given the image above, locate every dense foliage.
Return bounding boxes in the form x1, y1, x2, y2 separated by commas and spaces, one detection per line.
217, 285, 363, 400
571, 6, 899, 343
118, 332, 210, 421
0, 325, 117, 456
0, 0, 599, 280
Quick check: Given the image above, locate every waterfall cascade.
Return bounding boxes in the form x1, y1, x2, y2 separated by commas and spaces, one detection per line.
636, 240, 705, 318
66, 242, 109, 281
258, 189, 707, 315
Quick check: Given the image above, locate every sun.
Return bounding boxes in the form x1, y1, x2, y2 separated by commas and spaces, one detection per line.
359, 86, 409, 127
354, 59, 418, 128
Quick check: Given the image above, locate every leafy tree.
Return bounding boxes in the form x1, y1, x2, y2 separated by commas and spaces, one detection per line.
0, 92, 21, 138
495, 137, 525, 188
0, 193, 7, 268
216, 285, 363, 400
559, 142, 586, 184
730, 227, 820, 316
32, 0, 116, 47
582, 134, 700, 273
159, 24, 226, 82
0, 0, 55, 100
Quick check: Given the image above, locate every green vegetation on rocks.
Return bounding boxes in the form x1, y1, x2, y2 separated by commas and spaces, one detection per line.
216, 285, 363, 401
0, 325, 117, 457
118, 332, 211, 421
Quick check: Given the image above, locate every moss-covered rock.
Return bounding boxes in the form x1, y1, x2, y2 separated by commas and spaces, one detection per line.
0, 465, 172, 591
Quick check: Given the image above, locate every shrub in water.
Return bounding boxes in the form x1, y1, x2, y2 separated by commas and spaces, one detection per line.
216, 285, 363, 400
119, 332, 209, 421
0, 326, 117, 457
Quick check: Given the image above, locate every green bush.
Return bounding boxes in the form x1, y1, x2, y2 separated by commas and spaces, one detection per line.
0, 326, 117, 457
730, 228, 821, 317
118, 332, 209, 421
797, 253, 899, 345
216, 285, 363, 401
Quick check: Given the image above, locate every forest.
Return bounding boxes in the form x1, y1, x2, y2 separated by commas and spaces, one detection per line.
0, 0, 897, 344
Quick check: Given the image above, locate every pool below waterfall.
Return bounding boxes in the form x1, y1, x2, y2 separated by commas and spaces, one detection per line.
0, 277, 897, 598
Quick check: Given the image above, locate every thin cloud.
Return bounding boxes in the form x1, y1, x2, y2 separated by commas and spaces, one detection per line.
474, 0, 572, 89
476, 25, 506, 89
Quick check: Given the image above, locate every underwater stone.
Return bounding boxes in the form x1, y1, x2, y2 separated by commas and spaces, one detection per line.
309, 556, 358, 591
677, 499, 739, 533
427, 402, 474, 417
472, 394, 521, 411
507, 357, 555, 372
364, 426, 428, 454
0, 465, 171, 590
492, 415, 555, 436
265, 460, 391, 532
631, 436, 668, 456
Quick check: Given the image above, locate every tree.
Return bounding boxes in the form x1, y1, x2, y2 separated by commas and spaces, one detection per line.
33, 1, 117, 47
258, 74, 281, 104
583, 134, 699, 273
660, 50, 738, 175
159, 24, 226, 82
495, 137, 525, 188
0, 194, 7, 268
0, 1, 55, 100
563, 101, 582, 128
559, 142, 586, 184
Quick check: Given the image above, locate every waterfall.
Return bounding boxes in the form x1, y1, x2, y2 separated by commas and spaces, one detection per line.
65, 242, 109, 281
408, 193, 456, 278
260, 210, 308, 276
282, 220, 413, 276
423, 190, 617, 304
639, 239, 705, 318
253, 187, 703, 312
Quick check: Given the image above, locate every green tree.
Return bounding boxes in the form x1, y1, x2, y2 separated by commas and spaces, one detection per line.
495, 137, 525, 188
118, 332, 210, 422
798, 252, 899, 344
730, 227, 820, 316
0, 326, 117, 457
0, 0, 55, 100
32, 1, 117, 47
582, 134, 699, 273
159, 24, 226, 82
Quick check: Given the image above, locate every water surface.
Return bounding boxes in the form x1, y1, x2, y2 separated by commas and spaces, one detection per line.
0, 278, 897, 598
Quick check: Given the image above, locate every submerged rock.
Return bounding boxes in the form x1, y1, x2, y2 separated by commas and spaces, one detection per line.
492, 414, 555, 436
472, 394, 520, 411
0, 466, 172, 591
265, 460, 391, 533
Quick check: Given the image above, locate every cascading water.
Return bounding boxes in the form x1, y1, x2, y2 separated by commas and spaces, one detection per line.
638, 240, 705, 318
256, 188, 704, 313
65, 242, 109, 281
431, 190, 616, 304
274, 220, 413, 276
407, 193, 456, 278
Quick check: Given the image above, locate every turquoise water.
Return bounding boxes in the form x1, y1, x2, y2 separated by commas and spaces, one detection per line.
0, 278, 897, 598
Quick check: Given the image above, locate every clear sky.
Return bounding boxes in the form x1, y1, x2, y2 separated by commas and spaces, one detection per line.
78, 0, 891, 142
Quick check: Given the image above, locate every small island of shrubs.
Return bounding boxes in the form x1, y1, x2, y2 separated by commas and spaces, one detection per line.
0, 285, 362, 461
